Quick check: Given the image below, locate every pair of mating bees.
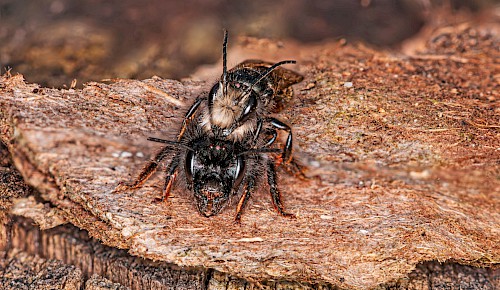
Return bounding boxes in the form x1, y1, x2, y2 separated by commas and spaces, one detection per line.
118, 31, 303, 222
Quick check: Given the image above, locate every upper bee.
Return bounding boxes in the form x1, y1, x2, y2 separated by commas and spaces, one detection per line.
202, 60, 302, 141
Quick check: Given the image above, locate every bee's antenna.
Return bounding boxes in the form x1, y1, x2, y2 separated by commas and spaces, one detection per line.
147, 137, 194, 151
222, 29, 229, 96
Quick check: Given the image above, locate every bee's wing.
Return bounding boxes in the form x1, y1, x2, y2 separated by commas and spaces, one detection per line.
235, 59, 304, 112
236, 59, 304, 91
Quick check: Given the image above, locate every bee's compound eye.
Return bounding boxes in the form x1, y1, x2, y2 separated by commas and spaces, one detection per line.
239, 94, 257, 124
209, 82, 220, 101
185, 151, 195, 182
208, 82, 220, 115
234, 155, 245, 188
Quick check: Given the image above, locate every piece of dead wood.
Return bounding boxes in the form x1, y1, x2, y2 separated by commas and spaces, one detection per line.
11, 197, 67, 230
6, 216, 211, 290
4, 215, 499, 290
85, 275, 130, 290
0, 249, 84, 290
0, 22, 499, 289
0, 142, 32, 251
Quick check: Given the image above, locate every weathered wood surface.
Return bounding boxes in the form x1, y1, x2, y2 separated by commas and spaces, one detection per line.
2, 215, 499, 290
0, 22, 499, 289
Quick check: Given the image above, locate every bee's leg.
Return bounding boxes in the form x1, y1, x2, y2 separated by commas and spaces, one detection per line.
267, 117, 293, 164
177, 97, 204, 141
251, 118, 263, 145
114, 145, 171, 192
263, 129, 278, 147
252, 118, 278, 148
234, 178, 255, 223
161, 153, 181, 202
263, 120, 305, 178
267, 159, 295, 218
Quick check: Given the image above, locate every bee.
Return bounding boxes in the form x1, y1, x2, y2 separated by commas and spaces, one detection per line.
117, 31, 303, 222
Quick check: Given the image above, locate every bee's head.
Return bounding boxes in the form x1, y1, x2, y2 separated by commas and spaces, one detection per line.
185, 138, 245, 216
208, 81, 259, 137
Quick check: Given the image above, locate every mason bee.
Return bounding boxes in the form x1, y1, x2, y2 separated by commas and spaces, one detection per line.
117, 31, 303, 221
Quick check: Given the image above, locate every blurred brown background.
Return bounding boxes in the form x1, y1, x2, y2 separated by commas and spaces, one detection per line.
0, 0, 496, 87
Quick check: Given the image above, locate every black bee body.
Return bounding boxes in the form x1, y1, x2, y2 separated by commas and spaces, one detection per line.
117, 31, 303, 222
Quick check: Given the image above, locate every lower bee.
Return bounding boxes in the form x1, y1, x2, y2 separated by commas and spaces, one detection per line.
116, 31, 303, 222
